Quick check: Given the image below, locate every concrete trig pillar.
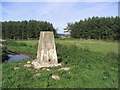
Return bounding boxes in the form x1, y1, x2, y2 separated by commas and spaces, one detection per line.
32, 31, 61, 69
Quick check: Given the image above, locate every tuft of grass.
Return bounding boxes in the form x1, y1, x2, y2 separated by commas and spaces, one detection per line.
7, 41, 27, 46
106, 51, 118, 59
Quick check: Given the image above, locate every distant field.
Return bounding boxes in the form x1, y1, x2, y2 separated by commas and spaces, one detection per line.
56, 39, 118, 55
7, 38, 118, 55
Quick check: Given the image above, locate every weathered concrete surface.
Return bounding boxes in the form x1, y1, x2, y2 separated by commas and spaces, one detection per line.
37, 31, 58, 64
32, 31, 61, 69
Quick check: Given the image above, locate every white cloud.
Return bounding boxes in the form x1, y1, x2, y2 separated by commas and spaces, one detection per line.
34, 3, 77, 33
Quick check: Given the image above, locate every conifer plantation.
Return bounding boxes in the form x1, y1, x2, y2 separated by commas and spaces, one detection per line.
2, 16, 120, 40
65, 16, 119, 40
2, 20, 57, 40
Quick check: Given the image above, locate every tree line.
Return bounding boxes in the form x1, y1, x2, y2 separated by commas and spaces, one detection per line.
2, 20, 57, 39
64, 16, 120, 40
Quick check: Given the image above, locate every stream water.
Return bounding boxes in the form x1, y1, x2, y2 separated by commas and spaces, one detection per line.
8, 54, 29, 62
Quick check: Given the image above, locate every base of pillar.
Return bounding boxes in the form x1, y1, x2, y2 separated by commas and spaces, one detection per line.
32, 59, 61, 69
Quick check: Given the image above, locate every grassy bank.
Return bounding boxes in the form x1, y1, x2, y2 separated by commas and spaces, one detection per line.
2, 39, 118, 88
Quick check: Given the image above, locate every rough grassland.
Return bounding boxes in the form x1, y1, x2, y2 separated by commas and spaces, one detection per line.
7, 38, 118, 55
2, 39, 118, 88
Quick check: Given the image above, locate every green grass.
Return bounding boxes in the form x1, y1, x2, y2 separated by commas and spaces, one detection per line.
7, 38, 118, 55
2, 39, 118, 88
55, 38, 118, 55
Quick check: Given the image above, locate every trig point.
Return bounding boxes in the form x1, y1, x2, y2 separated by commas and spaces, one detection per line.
32, 31, 61, 69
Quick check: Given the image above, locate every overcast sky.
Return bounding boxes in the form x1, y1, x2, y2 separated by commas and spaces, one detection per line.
1, 1, 118, 34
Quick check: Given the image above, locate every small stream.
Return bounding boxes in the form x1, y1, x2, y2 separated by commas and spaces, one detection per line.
8, 54, 29, 62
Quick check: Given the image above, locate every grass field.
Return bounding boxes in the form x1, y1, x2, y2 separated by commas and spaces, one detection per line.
7, 38, 118, 55
2, 39, 118, 88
